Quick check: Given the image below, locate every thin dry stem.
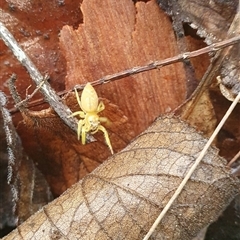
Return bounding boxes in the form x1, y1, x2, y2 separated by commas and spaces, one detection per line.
7, 35, 240, 114
15, 75, 49, 108
143, 91, 240, 240
227, 150, 240, 167
0, 21, 77, 132
81, 35, 240, 89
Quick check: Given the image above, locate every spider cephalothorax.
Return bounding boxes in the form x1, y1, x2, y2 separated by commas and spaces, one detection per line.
69, 83, 113, 154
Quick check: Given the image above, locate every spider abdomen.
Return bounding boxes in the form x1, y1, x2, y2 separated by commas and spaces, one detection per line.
80, 83, 99, 112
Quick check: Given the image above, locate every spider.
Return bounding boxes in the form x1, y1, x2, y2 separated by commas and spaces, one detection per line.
69, 83, 113, 154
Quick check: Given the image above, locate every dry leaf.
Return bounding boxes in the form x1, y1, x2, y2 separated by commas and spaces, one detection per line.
157, 0, 240, 104
3, 116, 240, 240
218, 12, 240, 102
176, 8, 239, 139
0, 91, 52, 230
157, 0, 238, 43
0, 92, 16, 231
180, 1, 240, 104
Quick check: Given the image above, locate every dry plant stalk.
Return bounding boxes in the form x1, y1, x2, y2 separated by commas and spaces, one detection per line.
144, 91, 240, 239
6, 35, 240, 114
2, 116, 240, 240
0, 22, 77, 133
71, 36, 239, 90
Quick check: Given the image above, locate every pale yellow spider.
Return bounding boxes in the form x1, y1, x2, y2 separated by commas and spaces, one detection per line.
69, 83, 113, 154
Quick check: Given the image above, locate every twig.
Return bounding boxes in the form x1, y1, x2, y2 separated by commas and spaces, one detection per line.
227, 150, 240, 167
0, 21, 77, 132
8, 35, 240, 114
15, 75, 49, 108
83, 35, 240, 88
143, 91, 240, 240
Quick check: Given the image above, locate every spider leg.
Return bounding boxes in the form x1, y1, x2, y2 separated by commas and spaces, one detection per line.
81, 124, 87, 145
98, 125, 113, 154
79, 111, 85, 118
99, 117, 111, 128
77, 119, 84, 141
74, 88, 82, 108
97, 101, 105, 113
69, 110, 85, 118
73, 88, 86, 118
99, 116, 107, 122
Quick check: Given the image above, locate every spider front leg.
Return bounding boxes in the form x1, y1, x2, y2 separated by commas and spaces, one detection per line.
98, 125, 113, 154
69, 110, 85, 118
74, 88, 82, 107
